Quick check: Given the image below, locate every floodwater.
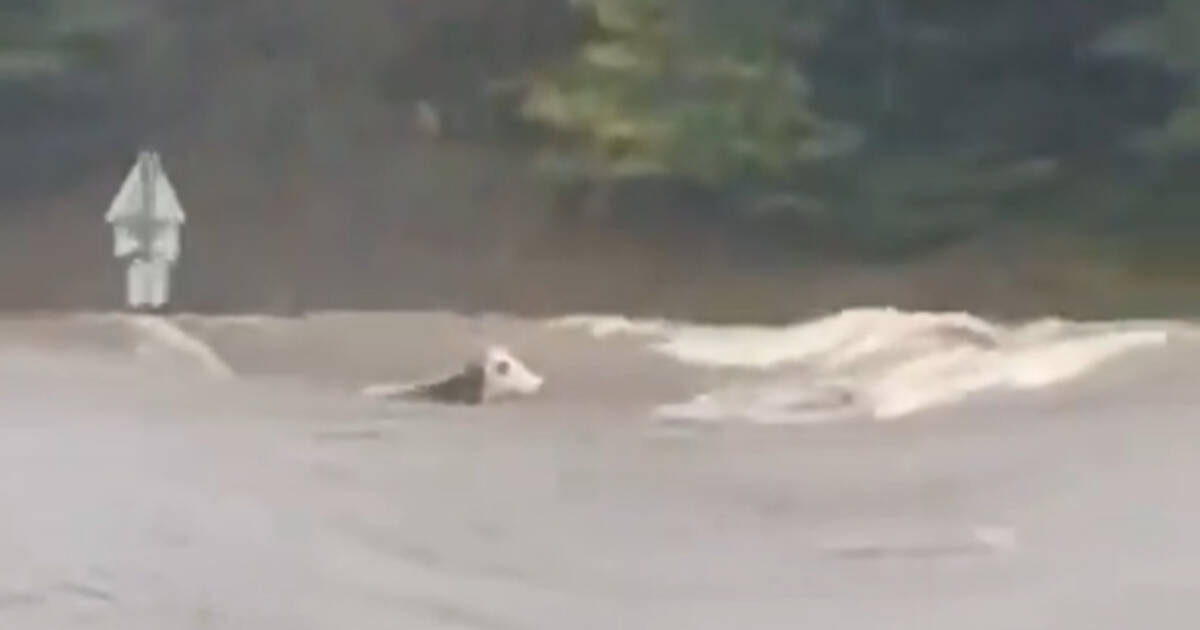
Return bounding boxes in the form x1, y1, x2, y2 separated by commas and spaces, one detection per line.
0, 309, 1198, 629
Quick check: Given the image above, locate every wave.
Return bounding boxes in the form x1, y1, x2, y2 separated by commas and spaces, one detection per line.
0, 313, 235, 380
0, 307, 1185, 423
549, 308, 1181, 422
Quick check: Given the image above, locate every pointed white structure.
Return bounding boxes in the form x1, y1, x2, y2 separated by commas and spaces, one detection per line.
105, 150, 187, 311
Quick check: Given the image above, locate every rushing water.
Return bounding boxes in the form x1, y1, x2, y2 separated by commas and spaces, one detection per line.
0, 309, 1198, 628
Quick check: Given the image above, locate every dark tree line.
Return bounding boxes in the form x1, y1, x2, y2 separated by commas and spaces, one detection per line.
1, 0, 1198, 313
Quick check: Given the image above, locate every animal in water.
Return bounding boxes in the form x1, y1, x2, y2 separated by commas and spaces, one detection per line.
360, 345, 545, 405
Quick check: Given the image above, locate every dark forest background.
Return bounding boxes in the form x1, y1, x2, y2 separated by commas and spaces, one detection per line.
2, 0, 1199, 321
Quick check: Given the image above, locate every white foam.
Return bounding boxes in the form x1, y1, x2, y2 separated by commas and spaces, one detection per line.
547, 314, 672, 339
118, 315, 236, 379
864, 329, 1167, 420
553, 308, 1177, 422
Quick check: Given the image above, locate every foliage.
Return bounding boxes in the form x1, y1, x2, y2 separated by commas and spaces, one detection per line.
507, 0, 1200, 246
518, 0, 856, 186
0, 0, 134, 79
5, 0, 1200, 257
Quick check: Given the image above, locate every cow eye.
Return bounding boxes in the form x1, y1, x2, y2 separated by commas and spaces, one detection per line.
494, 360, 510, 375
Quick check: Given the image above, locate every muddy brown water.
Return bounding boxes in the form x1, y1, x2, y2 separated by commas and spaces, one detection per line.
0, 311, 1198, 628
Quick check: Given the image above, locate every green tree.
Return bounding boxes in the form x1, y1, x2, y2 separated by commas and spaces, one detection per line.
519, 0, 856, 189
0, 0, 133, 80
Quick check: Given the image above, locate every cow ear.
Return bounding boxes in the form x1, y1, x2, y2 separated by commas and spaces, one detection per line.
463, 362, 485, 384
